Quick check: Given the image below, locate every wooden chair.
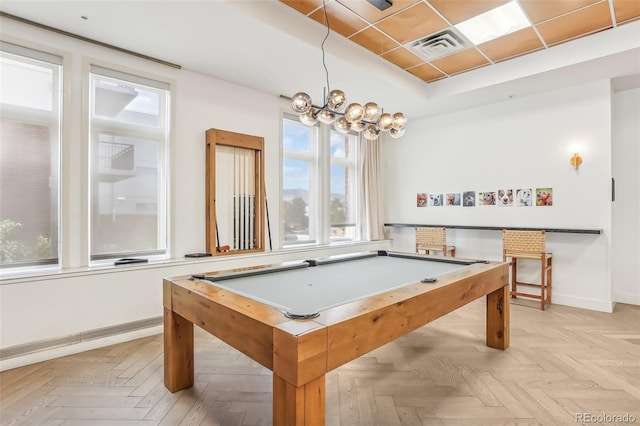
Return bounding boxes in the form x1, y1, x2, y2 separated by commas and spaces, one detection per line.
415, 227, 456, 257
502, 229, 552, 310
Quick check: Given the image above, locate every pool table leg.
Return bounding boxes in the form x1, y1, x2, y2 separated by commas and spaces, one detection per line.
164, 307, 194, 392
273, 373, 325, 426
486, 284, 510, 350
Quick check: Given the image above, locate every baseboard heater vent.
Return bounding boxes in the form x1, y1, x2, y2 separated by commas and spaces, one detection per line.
0, 316, 162, 361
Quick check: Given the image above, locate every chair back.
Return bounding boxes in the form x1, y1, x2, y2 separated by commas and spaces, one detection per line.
416, 227, 446, 246
502, 230, 546, 255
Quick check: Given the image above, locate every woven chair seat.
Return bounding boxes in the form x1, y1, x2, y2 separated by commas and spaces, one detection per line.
504, 251, 552, 261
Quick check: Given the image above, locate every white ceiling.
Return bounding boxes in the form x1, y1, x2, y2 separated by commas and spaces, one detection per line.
1, 1, 639, 120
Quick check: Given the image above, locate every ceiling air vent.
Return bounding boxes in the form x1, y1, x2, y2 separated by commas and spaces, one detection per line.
407, 28, 471, 61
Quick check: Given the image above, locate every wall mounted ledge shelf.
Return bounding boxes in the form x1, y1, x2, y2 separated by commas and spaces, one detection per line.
384, 223, 602, 235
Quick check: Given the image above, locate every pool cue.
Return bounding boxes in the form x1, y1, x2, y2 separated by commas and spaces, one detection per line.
233, 149, 237, 250
245, 153, 249, 250
241, 152, 246, 250
213, 201, 229, 253
215, 201, 222, 252
214, 218, 230, 252
252, 194, 256, 248
263, 177, 272, 251
248, 153, 253, 249
265, 197, 272, 251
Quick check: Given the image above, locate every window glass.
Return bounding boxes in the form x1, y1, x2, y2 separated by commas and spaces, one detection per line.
329, 131, 357, 241
0, 46, 61, 269
0, 57, 54, 110
282, 115, 360, 247
282, 117, 317, 245
283, 120, 310, 152
89, 68, 169, 261
283, 158, 312, 243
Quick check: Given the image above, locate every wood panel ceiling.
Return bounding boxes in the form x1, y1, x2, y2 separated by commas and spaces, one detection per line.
279, 0, 640, 82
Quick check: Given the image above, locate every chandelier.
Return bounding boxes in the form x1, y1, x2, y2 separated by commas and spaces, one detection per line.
290, 1, 407, 140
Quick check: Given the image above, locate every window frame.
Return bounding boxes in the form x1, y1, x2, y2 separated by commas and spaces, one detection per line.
87, 65, 171, 264
281, 112, 362, 248
0, 42, 62, 271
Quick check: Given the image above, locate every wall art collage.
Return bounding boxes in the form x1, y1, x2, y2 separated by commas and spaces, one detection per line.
416, 188, 553, 208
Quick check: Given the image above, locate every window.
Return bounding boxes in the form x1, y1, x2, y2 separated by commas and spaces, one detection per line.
89, 66, 170, 262
282, 114, 360, 246
0, 42, 62, 269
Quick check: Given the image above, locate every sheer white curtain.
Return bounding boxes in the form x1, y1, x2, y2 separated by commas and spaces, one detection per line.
359, 135, 385, 240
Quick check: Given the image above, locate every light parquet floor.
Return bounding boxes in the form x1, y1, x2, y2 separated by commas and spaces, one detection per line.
1, 298, 639, 426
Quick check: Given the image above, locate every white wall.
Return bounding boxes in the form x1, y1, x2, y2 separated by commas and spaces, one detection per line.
0, 18, 390, 370
382, 79, 616, 312
612, 87, 640, 305
1, 17, 638, 371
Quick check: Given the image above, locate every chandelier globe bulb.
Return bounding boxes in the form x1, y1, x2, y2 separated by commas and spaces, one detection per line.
327, 89, 346, 112
363, 102, 380, 121
291, 92, 312, 114
299, 108, 318, 126
377, 112, 394, 131
390, 127, 405, 139
350, 120, 365, 133
392, 112, 407, 130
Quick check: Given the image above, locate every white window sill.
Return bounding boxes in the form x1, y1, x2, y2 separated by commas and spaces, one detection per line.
0, 240, 391, 284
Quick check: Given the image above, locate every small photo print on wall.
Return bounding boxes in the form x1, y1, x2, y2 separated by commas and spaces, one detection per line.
479, 191, 496, 206
515, 188, 533, 206
463, 191, 476, 207
446, 193, 461, 206
497, 189, 513, 207
429, 193, 443, 207
536, 188, 553, 206
417, 193, 427, 207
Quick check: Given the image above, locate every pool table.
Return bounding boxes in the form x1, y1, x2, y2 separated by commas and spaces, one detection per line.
163, 251, 509, 426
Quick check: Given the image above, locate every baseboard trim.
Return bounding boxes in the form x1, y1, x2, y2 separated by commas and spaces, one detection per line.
552, 294, 615, 313
612, 291, 640, 306
0, 316, 163, 371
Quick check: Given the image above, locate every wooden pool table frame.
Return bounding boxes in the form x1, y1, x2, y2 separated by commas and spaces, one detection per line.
163, 252, 509, 426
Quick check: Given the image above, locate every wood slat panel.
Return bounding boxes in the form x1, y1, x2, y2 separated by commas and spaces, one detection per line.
478, 27, 544, 63
430, 48, 490, 75
613, 0, 640, 23
375, 2, 449, 44
407, 63, 447, 82
279, 0, 634, 82
349, 27, 399, 55
309, 1, 368, 38
382, 46, 425, 69
337, 0, 421, 23
520, 0, 603, 24
279, 0, 323, 15
536, 1, 613, 46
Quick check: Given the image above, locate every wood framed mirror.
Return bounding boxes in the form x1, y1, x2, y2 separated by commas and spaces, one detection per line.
205, 128, 264, 255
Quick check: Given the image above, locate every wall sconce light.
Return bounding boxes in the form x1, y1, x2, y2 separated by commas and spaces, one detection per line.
570, 151, 583, 170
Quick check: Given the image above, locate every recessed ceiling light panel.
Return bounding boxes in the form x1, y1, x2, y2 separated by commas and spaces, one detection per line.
455, 0, 531, 45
